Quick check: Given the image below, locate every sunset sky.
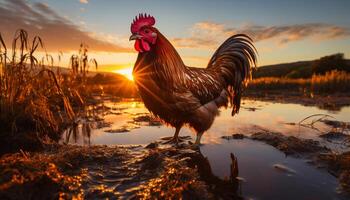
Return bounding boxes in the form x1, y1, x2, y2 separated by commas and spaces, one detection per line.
1, 0, 350, 74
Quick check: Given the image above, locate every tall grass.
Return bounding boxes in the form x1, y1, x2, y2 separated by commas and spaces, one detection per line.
0, 30, 75, 151
60, 44, 101, 146
70, 43, 97, 80
62, 43, 99, 103
247, 70, 350, 94
248, 77, 309, 91
311, 70, 350, 93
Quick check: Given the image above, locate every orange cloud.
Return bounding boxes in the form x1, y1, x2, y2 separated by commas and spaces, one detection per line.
0, 0, 130, 53
79, 0, 89, 4
172, 21, 350, 49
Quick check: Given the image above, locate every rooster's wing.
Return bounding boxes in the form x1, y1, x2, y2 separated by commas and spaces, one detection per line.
184, 67, 226, 106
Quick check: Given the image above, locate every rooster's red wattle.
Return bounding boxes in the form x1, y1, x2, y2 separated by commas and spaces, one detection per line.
130, 13, 257, 146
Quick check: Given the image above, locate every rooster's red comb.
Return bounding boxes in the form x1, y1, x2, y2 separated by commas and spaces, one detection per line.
131, 13, 155, 34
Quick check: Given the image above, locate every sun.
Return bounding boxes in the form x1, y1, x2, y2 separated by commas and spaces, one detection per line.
113, 67, 134, 81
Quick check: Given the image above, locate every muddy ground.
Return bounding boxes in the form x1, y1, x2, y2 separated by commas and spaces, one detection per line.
1, 95, 349, 199
1, 130, 349, 199
222, 129, 350, 195
0, 141, 242, 200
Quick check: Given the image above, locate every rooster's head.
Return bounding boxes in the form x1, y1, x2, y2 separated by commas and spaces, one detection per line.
129, 13, 157, 53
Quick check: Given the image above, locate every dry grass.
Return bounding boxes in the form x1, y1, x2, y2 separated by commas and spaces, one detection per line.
247, 70, 350, 94
248, 77, 308, 91
311, 70, 350, 93
0, 30, 76, 152
70, 43, 98, 78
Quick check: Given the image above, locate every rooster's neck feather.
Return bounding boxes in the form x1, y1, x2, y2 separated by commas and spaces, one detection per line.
134, 30, 187, 89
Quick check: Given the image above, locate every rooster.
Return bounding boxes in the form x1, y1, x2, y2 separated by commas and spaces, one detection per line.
129, 14, 257, 146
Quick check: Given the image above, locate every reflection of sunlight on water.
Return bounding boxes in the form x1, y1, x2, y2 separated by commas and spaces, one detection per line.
131, 102, 137, 108
63, 99, 349, 200
66, 99, 350, 146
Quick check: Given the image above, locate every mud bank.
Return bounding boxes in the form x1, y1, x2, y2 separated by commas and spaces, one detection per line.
317, 152, 350, 193
222, 130, 350, 195
250, 131, 330, 156
244, 92, 350, 110
0, 143, 241, 200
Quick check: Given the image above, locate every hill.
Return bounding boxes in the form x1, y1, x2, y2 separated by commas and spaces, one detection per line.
253, 61, 313, 79
253, 54, 350, 79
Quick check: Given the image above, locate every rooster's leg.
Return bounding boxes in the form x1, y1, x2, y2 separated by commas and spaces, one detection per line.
193, 131, 204, 147
163, 126, 182, 144
173, 126, 180, 141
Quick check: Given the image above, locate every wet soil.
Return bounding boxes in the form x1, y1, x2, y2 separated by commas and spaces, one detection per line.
0, 141, 241, 200
316, 152, 350, 193
2, 97, 349, 199
229, 130, 350, 195
250, 131, 330, 156
1, 132, 350, 199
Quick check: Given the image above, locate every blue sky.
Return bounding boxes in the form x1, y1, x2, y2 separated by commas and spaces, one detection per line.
1, 0, 350, 71
42, 0, 350, 36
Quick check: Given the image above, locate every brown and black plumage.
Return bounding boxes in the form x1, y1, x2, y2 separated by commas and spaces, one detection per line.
130, 14, 257, 146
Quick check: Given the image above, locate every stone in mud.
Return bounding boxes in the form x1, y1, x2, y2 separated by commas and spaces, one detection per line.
250, 131, 329, 156
221, 136, 231, 140
105, 123, 140, 133
105, 127, 130, 133
242, 106, 259, 112
221, 134, 245, 140
232, 134, 245, 139
133, 115, 162, 126
145, 142, 159, 149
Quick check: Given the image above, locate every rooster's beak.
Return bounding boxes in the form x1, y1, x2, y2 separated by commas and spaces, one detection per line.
129, 34, 142, 41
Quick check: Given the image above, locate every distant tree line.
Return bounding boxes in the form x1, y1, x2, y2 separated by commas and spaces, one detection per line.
311, 53, 349, 75
253, 53, 350, 79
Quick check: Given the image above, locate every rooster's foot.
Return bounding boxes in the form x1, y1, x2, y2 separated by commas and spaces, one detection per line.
188, 141, 203, 150
162, 137, 184, 145
161, 136, 191, 145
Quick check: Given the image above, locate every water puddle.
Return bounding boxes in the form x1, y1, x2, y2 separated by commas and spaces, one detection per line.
201, 140, 340, 200
62, 99, 350, 199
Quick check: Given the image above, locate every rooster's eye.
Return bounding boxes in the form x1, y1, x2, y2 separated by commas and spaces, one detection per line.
144, 29, 150, 34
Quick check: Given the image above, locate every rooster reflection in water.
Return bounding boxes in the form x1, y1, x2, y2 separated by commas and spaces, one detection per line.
130, 14, 257, 147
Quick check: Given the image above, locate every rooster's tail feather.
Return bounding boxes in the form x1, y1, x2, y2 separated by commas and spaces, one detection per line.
207, 34, 257, 115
